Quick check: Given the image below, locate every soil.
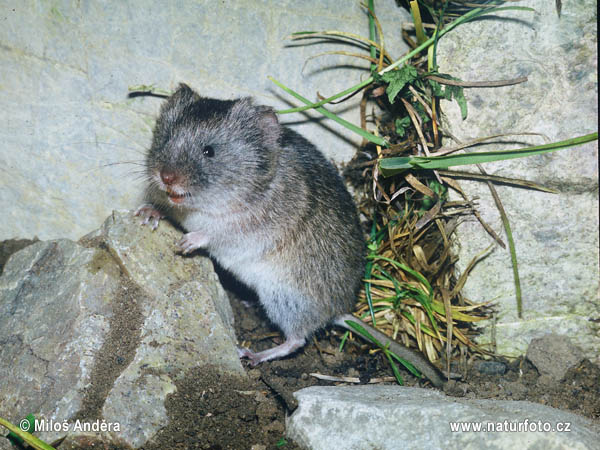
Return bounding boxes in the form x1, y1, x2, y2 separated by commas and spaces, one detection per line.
146, 286, 599, 450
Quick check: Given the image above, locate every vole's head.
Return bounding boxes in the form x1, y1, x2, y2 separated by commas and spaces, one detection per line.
145, 83, 281, 208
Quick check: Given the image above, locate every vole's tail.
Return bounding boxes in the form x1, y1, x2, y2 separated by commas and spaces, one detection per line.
335, 313, 445, 388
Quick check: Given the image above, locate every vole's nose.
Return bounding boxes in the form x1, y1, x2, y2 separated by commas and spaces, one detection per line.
160, 169, 179, 186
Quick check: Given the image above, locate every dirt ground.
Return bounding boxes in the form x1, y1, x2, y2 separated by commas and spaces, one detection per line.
148, 287, 599, 450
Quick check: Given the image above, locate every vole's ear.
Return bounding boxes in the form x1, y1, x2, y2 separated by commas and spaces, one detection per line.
171, 83, 198, 102
168, 83, 200, 104
160, 83, 199, 123
255, 105, 281, 148
230, 99, 281, 148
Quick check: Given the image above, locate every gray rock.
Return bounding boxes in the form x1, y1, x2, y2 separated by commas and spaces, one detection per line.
436, 0, 599, 360
473, 360, 507, 376
0, 210, 243, 448
286, 386, 600, 450
0, 238, 40, 274
526, 333, 585, 381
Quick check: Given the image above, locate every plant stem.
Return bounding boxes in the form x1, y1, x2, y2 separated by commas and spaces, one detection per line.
368, 0, 377, 73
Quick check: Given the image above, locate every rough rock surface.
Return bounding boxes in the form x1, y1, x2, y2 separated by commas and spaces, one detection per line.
436, 0, 598, 360
526, 333, 585, 381
286, 386, 600, 450
0, 211, 243, 449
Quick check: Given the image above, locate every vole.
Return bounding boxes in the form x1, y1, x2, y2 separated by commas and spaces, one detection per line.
135, 83, 444, 388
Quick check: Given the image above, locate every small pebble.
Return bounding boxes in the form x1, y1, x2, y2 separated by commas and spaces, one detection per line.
474, 360, 507, 375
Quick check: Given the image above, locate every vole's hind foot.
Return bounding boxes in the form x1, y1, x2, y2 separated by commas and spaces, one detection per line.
238, 337, 306, 366
134, 204, 164, 230
177, 231, 209, 254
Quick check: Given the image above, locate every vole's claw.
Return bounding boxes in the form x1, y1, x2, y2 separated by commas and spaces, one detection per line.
135, 204, 164, 230
238, 347, 261, 366
177, 231, 208, 254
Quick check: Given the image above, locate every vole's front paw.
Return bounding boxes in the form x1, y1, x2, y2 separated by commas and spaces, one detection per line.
177, 231, 208, 255
134, 204, 164, 230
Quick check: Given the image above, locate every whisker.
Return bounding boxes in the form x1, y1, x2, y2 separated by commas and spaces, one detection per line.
61, 140, 147, 155
99, 160, 146, 168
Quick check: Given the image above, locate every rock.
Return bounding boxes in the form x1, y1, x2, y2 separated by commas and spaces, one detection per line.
526, 333, 585, 381
437, 0, 599, 361
0, 211, 244, 448
473, 360, 507, 376
286, 386, 600, 450
0, 238, 39, 274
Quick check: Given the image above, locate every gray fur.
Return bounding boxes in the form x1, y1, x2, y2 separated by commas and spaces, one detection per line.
143, 83, 364, 340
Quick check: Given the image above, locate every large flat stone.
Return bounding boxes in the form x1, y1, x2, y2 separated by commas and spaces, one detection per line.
287, 386, 600, 450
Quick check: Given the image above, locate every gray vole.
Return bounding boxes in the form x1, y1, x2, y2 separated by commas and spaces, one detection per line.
136, 83, 444, 387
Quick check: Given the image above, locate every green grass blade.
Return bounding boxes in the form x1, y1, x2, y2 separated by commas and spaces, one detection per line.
486, 179, 523, 317
268, 76, 387, 147
0, 416, 56, 450
379, 132, 598, 176
343, 319, 421, 381
387, 347, 420, 378
503, 205, 523, 317
275, 77, 373, 115
365, 220, 380, 325
375, 255, 433, 297
410, 1, 427, 44
343, 319, 380, 347
372, 255, 441, 337
385, 351, 405, 384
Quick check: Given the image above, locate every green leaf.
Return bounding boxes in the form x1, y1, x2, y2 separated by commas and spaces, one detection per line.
445, 84, 468, 119
379, 132, 598, 177
395, 116, 412, 137
427, 75, 468, 119
381, 64, 418, 103
428, 79, 444, 97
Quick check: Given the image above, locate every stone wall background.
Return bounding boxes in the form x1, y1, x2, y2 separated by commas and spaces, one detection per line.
0, 0, 408, 241
436, 0, 598, 359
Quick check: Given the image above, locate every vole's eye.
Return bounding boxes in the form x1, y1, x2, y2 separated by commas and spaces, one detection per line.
203, 145, 215, 157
